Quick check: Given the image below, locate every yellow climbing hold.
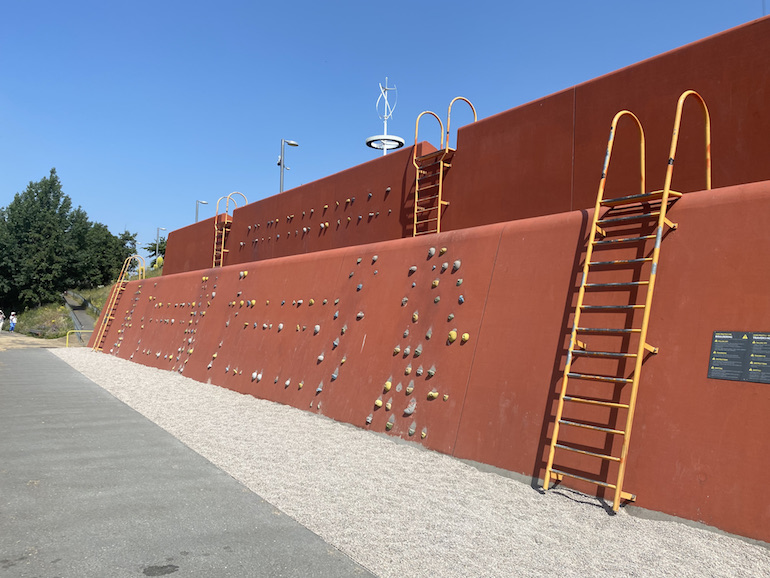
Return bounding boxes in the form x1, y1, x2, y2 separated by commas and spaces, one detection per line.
384, 380, 392, 392
448, 330, 458, 343
427, 391, 439, 400
462, 333, 470, 343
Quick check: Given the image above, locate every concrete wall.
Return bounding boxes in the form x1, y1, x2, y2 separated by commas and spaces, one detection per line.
94, 181, 770, 543
163, 16, 770, 274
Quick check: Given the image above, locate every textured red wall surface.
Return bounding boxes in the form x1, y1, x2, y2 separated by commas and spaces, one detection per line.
95, 182, 770, 542
164, 216, 217, 276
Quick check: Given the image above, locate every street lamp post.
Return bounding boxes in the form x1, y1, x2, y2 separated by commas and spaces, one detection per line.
156, 227, 166, 261
278, 139, 299, 193
195, 200, 208, 222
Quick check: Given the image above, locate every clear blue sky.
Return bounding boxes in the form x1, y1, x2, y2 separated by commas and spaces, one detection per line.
0, 1, 764, 258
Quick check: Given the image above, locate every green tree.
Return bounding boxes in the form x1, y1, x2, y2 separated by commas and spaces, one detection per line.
0, 169, 137, 310
142, 236, 166, 268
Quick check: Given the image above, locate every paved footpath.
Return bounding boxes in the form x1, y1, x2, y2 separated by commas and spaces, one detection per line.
0, 347, 372, 577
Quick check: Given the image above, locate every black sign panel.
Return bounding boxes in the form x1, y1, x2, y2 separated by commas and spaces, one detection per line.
708, 331, 770, 384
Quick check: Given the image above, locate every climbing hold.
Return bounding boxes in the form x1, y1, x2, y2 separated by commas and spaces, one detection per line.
309, 298, 315, 306
421, 428, 428, 439
332, 338, 339, 349
414, 345, 422, 357
426, 329, 432, 340
331, 372, 338, 381
385, 419, 394, 431
285, 379, 291, 388
404, 365, 412, 375
412, 312, 419, 323
427, 390, 439, 400
251, 299, 256, 306
404, 399, 417, 416
434, 296, 440, 304
408, 266, 417, 275
427, 366, 436, 377
458, 295, 465, 304
448, 330, 458, 343
356, 257, 362, 264
299, 381, 304, 389
356, 312, 365, 320
401, 297, 408, 306
317, 353, 325, 362
408, 422, 417, 436
341, 325, 348, 334
384, 380, 392, 392
357, 284, 363, 291
443, 394, 450, 401
441, 262, 449, 273
403, 328, 409, 338
278, 323, 284, 331
316, 383, 324, 393
393, 346, 401, 355
314, 324, 320, 335
452, 260, 462, 273
385, 400, 392, 411
461, 333, 470, 343
349, 271, 355, 278
334, 311, 339, 319
428, 247, 436, 258
432, 279, 440, 288
366, 414, 373, 425
374, 398, 383, 408
403, 346, 411, 357
406, 382, 414, 395
372, 255, 378, 263
447, 313, 455, 321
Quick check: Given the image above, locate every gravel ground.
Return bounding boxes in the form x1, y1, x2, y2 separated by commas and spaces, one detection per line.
53, 348, 769, 578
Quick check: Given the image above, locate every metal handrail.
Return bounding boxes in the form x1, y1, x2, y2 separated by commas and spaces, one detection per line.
663, 90, 711, 193
445, 97, 477, 153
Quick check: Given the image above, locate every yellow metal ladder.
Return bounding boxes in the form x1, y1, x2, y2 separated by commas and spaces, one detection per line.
212, 192, 247, 268
543, 90, 711, 511
412, 97, 476, 236
92, 255, 145, 352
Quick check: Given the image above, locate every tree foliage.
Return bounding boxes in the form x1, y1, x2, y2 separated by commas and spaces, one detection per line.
0, 169, 137, 310
142, 236, 166, 268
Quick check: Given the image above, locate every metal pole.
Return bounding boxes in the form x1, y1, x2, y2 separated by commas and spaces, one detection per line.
195, 200, 208, 222
156, 227, 166, 260
280, 139, 286, 193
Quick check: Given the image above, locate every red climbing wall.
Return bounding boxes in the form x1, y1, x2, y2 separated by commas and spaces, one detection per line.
163, 17, 770, 274
95, 17, 770, 543
94, 181, 770, 543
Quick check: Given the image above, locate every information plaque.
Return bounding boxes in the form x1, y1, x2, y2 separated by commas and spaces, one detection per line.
707, 331, 770, 384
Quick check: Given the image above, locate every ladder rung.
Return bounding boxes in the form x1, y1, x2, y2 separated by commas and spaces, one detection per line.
549, 468, 616, 489
554, 443, 622, 462
576, 327, 641, 334
584, 281, 649, 288
417, 194, 440, 202
600, 190, 682, 207
563, 395, 631, 409
416, 217, 439, 224
589, 258, 653, 267
597, 211, 661, 226
567, 372, 633, 384
593, 234, 657, 246
580, 304, 645, 311
413, 230, 437, 236
558, 419, 626, 435
571, 350, 637, 359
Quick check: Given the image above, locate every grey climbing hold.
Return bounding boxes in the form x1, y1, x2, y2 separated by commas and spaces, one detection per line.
403, 346, 411, 357
453, 260, 461, 272
357, 283, 363, 291
402, 297, 408, 306
428, 247, 436, 257
409, 266, 417, 274
314, 324, 321, 335
332, 338, 339, 349
447, 313, 455, 321
334, 310, 339, 319
441, 262, 449, 272
372, 255, 378, 263
458, 295, 465, 304
404, 398, 417, 416
434, 296, 440, 304
456, 278, 463, 286
414, 345, 423, 357
356, 312, 364, 320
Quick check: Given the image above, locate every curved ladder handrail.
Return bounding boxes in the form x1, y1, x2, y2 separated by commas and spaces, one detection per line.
596, 110, 646, 205
664, 90, 711, 194
413, 111, 445, 167
445, 97, 477, 153
214, 191, 248, 219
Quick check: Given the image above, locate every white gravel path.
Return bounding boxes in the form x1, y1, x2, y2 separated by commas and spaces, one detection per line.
53, 349, 769, 578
